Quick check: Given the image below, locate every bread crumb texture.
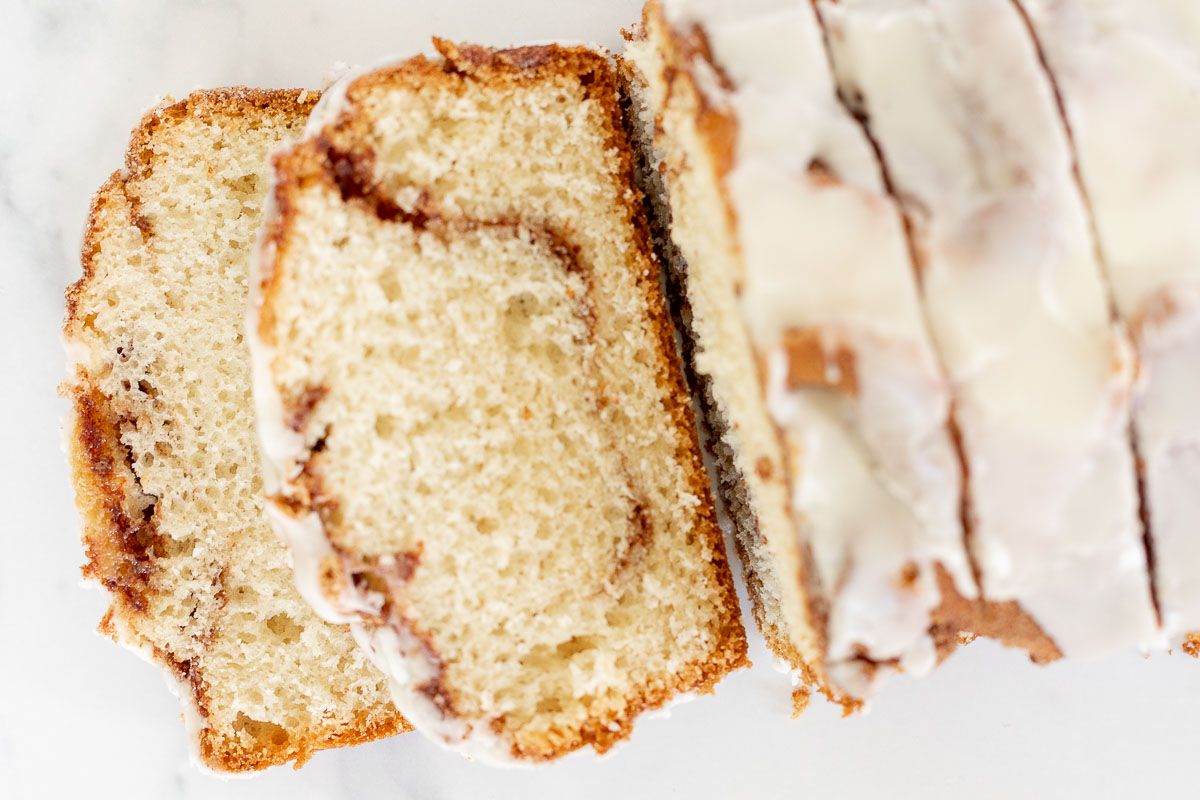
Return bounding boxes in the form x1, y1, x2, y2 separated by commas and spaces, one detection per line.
64, 89, 407, 773
259, 42, 747, 761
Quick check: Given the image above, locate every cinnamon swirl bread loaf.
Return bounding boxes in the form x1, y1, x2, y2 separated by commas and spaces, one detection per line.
250, 40, 747, 763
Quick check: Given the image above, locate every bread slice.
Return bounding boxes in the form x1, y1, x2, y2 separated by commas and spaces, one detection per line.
250, 40, 747, 763
1016, 0, 1200, 647
816, 0, 1161, 657
623, 0, 979, 704
63, 89, 407, 773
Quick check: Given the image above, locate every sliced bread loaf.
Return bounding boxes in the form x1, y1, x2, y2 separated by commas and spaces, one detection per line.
250, 40, 747, 763
64, 90, 407, 773
818, 0, 1160, 660
624, 0, 979, 704
625, 0, 1168, 704
1016, 0, 1200, 648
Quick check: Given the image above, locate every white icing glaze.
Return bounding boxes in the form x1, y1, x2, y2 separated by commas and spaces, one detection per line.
265, 503, 382, 623
1138, 293, 1200, 642
1018, 0, 1200, 642
819, 0, 1162, 656
367, 626, 524, 767
62, 326, 99, 375
245, 179, 306, 501
303, 63, 371, 138
662, 0, 974, 695
1020, 0, 1200, 644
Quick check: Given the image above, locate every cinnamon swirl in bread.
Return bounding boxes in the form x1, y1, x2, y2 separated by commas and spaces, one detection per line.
64, 90, 406, 773
250, 40, 747, 763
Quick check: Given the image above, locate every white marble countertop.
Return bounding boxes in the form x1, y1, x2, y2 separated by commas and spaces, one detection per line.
2, 1, 1197, 798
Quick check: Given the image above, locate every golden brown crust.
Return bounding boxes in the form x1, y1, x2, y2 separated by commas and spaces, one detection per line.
67, 89, 319, 335
64, 88, 409, 773
65, 173, 125, 326
122, 88, 319, 181
201, 706, 408, 773
780, 327, 859, 395
931, 566, 1062, 664
260, 41, 747, 762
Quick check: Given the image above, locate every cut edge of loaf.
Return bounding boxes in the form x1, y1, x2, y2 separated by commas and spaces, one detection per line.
63, 90, 408, 774
621, 4, 849, 714
251, 40, 749, 763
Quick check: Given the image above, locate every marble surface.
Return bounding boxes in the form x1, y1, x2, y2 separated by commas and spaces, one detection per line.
2, 1, 1198, 798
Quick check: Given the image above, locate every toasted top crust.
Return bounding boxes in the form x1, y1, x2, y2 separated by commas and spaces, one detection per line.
64, 89, 406, 773
252, 41, 747, 762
